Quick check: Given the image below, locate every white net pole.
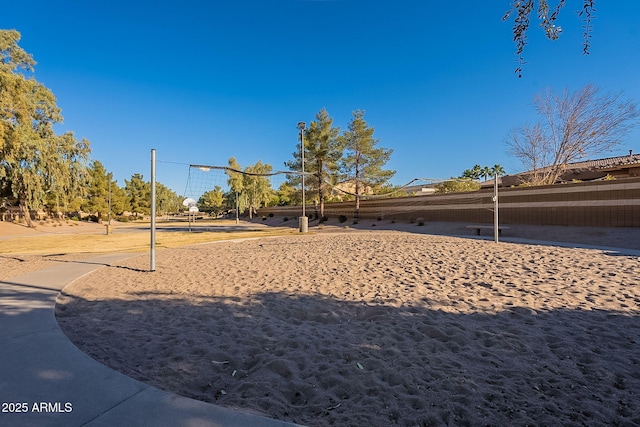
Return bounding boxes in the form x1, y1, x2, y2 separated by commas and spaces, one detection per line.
150, 148, 157, 271
493, 173, 499, 243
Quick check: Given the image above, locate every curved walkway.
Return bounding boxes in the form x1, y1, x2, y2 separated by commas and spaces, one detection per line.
0, 253, 299, 427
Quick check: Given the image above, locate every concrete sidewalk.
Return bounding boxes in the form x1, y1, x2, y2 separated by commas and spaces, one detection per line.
0, 254, 299, 427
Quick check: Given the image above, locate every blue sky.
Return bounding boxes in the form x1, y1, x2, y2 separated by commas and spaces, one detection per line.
3, 1, 639, 194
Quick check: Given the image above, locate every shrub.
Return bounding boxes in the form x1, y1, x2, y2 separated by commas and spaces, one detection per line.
434, 179, 480, 194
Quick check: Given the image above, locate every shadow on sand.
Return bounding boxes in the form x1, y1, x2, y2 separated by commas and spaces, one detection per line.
56, 290, 640, 426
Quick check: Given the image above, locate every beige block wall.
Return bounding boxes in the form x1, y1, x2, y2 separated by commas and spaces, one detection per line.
258, 177, 640, 227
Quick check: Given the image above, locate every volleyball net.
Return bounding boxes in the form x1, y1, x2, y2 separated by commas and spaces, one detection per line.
182, 163, 492, 221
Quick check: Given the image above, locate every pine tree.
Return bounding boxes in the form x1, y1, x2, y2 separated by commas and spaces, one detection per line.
81, 160, 110, 220
339, 110, 395, 218
285, 108, 343, 219
125, 173, 150, 217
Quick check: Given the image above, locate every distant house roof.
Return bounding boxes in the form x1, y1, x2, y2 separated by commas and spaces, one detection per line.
498, 150, 640, 186
562, 152, 640, 171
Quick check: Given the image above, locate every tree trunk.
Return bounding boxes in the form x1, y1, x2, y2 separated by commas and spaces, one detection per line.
354, 191, 360, 219
20, 202, 33, 227
318, 181, 325, 219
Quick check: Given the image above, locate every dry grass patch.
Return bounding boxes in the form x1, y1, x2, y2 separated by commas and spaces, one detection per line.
0, 229, 299, 255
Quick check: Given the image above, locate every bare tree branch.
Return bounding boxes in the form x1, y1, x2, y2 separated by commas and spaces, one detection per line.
507, 85, 640, 185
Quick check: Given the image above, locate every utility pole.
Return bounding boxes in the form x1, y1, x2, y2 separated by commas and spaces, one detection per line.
297, 121, 308, 233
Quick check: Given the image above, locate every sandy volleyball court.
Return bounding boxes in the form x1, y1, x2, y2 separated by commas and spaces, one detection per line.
54, 230, 640, 426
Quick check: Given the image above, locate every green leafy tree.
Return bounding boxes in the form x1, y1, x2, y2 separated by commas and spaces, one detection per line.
274, 181, 300, 206
156, 182, 181, 218
198, 186, 225, 217
503, 1, 596, 77
225, 158, 274, 219
1, 30, 91, 226
125, 173, 150, 217
285, 108, 343, 218
221, 190, 235, 212
40, 132, 90, 216
339, 110, 395, 217
243, 161, 273, 219
226, 157, 246, 217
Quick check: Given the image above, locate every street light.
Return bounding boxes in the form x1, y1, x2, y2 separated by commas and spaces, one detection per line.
297, 121, 307, 232
107, 172, 112, 235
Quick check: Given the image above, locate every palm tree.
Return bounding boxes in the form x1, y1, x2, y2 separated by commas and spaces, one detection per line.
470, 164, 483, 180
490, 164, 505, 177
481, 166, 492, 181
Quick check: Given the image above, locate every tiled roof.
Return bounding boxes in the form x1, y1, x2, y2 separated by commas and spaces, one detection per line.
497, 151, 640, 186
564, 153, 640, 170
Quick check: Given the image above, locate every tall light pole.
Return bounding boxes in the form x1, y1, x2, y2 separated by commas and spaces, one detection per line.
493, 172, 499, 244
150, 148, 156, 271
106, 172, 112, 235
297, 121, 308, 232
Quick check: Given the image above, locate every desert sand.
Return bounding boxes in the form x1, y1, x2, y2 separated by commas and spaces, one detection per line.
48, 224, 640, 426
